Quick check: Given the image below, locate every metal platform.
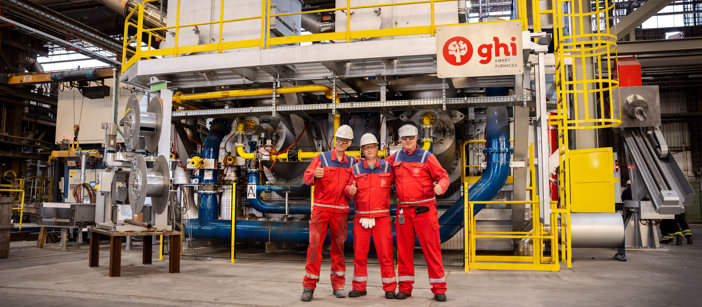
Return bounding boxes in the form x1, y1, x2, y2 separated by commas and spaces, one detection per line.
121, 36, 519, 91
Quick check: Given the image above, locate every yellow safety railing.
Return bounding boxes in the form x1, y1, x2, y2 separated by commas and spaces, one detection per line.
465, 144, 559, 271
122, 0, 531, 72
1, 178, 25, 231
551, 0, 619, 268
231, 182, 241, 263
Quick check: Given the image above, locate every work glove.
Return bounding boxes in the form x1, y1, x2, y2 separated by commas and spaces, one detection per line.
359, 217, 375, 229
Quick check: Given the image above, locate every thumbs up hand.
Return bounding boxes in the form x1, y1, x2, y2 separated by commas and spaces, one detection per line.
349, 182, 357, 196
314, 167, 324, 178
434, 183, 443, 195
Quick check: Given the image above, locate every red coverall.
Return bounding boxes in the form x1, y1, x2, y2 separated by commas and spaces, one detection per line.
386, 147, 449, 295
303, 150, 355, 291
348, 158, 397, 292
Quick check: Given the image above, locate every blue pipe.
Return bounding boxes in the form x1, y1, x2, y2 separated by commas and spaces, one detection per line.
185, 219, 361, 245
438, 106, 512, 242
244, 171, 398, 215
246, 171, 311, 214
187, 107, 510, 242
198, 119, 231, 222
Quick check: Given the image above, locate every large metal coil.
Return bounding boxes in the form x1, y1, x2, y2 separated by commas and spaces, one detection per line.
571, 213, 625, 248
128, 155, 170, 214
122, 94, 162, 152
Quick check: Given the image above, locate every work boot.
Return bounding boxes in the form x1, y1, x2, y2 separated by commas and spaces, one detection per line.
300, 288, 314, 302
348, 290, 366, 297
333, 289, 347, 298
385, 291, 396, 299
434, 293, 447, 302
676, 234, 684, 245
395, 292, 411, 300
660, 235, 673, 244
686, 235, 694, 245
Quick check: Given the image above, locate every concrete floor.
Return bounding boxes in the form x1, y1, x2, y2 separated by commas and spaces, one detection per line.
2, 226, 702, 306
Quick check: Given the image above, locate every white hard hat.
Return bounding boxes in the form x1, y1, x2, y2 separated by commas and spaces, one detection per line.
398, 124, 418, 138
626, 180, 631, 185
335, 125, 354, 140
360, 133, 378, 147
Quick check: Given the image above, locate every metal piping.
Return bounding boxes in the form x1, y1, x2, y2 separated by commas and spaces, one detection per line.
246, 171, 313, 214
232, 109, 431, 161
5, 0, 128, 55
99, 0, 166, 29
185, 108, 509, 242
197, 119, 231, 222
0, 16, 120, 66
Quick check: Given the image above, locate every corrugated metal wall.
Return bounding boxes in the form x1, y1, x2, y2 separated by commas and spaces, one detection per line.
660, 89, 690, 150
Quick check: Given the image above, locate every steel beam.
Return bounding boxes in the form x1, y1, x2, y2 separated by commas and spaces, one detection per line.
0, 16, 120, 66
0, 84, 57, 106
617, 37, 702, 55
172, 96, 533, 118
6, 67, 115, 85
3, 0, 130, 55
616, 0, 675, 40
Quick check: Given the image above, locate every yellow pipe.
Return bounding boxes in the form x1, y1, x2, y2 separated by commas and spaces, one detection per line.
236, 145, 255, 160
193, 86, 342, 161
174, 85, 340, 104
297, 150, 321, 160
421, 140, 432, 151
421, 113, 434, 151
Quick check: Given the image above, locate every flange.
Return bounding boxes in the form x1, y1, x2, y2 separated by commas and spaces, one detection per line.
128, 154, 147, 213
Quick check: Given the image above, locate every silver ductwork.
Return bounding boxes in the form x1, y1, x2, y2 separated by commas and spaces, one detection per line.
100, 0, 166, 29
301, 13, 334, 33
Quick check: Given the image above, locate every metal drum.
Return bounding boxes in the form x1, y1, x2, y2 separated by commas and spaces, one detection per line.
122, 94, 162, 152
128, 155, 170, 214
571, 213, 625, 248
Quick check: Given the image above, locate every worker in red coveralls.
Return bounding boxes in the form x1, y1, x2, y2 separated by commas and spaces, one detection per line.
300, 124, 355, 302
386, 124, 449, 302
346, 133, 397, 300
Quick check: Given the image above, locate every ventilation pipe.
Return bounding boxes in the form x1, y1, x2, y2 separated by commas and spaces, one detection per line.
99, 0, 166, 29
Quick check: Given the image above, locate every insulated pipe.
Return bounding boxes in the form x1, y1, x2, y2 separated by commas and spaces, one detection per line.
100, 0, 166, 29
174, 85, 340, 105
438, 106, 512, 242
197, 119, 231, 222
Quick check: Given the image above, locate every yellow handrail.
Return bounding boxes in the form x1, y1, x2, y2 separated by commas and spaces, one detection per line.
1, 187, 25, 231
231, 182, 241, 263
122, 0, 528, 72
464, 144, 559, 271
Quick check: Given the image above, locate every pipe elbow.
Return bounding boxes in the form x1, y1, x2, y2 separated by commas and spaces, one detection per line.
422, 140, 432, 151
236, 145, 255, 160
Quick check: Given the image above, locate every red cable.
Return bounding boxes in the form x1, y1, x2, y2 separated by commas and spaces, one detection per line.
186, 130, 210, 157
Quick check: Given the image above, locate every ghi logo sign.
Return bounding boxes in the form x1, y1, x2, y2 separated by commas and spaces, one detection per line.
443, 37, 473, 66
437, 21, 524, 78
